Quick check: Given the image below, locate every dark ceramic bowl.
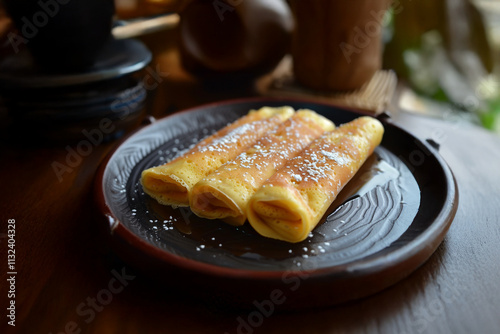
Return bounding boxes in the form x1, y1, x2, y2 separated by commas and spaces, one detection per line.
4, 0, 115, 70
0, 38, 151, 142
95, 98, 458, 309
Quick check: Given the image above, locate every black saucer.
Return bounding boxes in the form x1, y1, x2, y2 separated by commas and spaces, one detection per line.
0, 38, 151, 89
0, 39, 152, 142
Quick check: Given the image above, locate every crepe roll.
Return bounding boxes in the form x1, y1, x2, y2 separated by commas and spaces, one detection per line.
141, 106, 294, 207
247, 116, 384, 243
190, 109, 335, 225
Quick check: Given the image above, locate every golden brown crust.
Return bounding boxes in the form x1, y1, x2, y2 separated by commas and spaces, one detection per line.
141, 106, 294, 207
189, 109, 335, 225
248, 116, 384, 242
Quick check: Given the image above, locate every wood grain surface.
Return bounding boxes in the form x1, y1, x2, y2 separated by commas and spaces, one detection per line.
1, 28, 500, 334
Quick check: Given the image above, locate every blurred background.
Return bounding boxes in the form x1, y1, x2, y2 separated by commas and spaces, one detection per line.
383, 0, 500, 133
1, 0, 499, 137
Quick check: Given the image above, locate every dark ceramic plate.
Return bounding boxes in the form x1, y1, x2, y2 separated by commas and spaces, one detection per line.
96, 98, 458, 308
0, 38, 151, 89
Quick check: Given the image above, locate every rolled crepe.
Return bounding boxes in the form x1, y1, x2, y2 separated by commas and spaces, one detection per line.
141, 106, 294, 207
247, 116, 384, 243
190, 109, 335, 225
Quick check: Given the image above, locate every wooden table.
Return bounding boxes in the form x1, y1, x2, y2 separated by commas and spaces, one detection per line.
2, 28, 500, 334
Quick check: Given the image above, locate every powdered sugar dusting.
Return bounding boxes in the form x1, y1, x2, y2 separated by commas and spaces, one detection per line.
197, 122, 258, 154
204, 116, 326, 187
320, 150, 350, 166
280, 138, 356, 184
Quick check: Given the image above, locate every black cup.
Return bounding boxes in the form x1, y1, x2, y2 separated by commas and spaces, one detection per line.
4, 0, 115, 71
